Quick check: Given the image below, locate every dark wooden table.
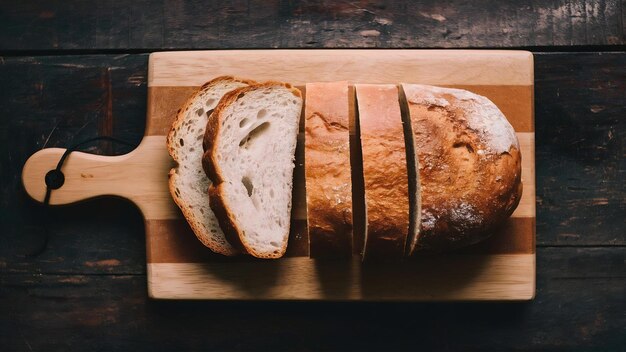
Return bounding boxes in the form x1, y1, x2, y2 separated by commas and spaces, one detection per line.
1, 1, 624, 351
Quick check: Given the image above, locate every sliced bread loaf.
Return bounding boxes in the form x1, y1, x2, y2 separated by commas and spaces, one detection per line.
203, 82, 303, 259
167, 76, 254, 256
304, 81, 354, 258
400, 84, 522, 253
355, 84, 410, 260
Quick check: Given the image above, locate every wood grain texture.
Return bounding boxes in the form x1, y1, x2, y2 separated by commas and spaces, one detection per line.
534, 52, 626, 246
149, 50, 534, 86
20, 49, 536, 300
148, 254, 535, 300
1, 248, 623, 351
0, 0, 623, 51
1, 51, 623, 346
22, 136, 178, 220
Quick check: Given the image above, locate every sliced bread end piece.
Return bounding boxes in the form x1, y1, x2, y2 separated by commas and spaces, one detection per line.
167, 76, 254, 256
203, 82, 303, 259
401, 83, 522, 252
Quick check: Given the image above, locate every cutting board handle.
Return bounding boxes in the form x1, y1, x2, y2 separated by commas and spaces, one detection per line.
22, 136, 174, 212
23, 147, 139, 205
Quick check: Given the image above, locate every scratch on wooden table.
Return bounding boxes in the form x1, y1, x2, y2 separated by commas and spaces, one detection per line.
127, 73, 144, 86
419, 12, 447, 22
360, 29, 380, 37
41, 121, 59, 149
347, 1, 376, 16
590, 105, 605, 113
22, 336, 33, 352
559, 233, 581, 239
98, 67, 114, 154
53, 62, 89, 69
73, 115, 97, 141
19, 327, 33, 352
84, 259, 121, 267
373, 17, 392, 25
58, 277, 88, 284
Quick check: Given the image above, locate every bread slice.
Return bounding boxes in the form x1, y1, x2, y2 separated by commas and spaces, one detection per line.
203, 82, 303, 259
400, 84, 522, 253
167, 76, 254, 256
355, 84, 410, 260
304, 82, 353, 258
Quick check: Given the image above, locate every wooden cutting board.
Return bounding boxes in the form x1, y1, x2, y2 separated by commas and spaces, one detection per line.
22, 50, 535, 300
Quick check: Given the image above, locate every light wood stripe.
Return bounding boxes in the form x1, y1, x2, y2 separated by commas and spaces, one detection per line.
147, 254, 535, 300
148, 50, 534, 87
512, 132, 536, 218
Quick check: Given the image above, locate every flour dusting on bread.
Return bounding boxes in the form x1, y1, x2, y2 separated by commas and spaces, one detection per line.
403, 84, 518, 154
401, 83, 523, 253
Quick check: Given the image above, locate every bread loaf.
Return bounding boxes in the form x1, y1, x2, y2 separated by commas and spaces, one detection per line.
355, 84, 410, 260
169, 76, 522, 259
305, 82, 354, 258
167, 76, 254, 256
400, 84, 522, 253
203, 82, 303, 259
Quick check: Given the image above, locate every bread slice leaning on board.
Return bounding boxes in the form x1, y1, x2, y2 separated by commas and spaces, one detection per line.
167, 76, 256, 256
202, 82, 303, 259
400, 84, 522, 253
305, 82, 354, 258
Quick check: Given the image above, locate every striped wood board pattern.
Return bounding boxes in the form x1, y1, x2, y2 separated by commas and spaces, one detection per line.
22, 50, 535, 300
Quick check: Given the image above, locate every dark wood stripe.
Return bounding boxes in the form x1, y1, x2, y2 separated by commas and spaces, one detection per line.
2, 1, 622, 51
145, 219, 308, 263
146, 217, 533, 263
445, 84, 534, 132
97, 67, 114, 154
146, 85, 534, 136
454, 217, 536, 255
146, 86, 197, 136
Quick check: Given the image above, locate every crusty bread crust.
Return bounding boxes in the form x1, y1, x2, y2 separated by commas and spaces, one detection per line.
202, 82, 302, 259
305, 82, 353, 258
166, 76, 255, 256
168, 76, 256, 163
206, 182, 245, 252
356, 84, 410, 260
401, 84, 523, 253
